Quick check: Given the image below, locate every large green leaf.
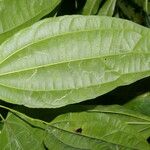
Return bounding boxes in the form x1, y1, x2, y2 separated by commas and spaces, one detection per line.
98, 0, 117, 16
0, 105, 150, 150
81, 0, 102, 15
0, 0, 61, 44
39, 105, 150, 149
124, 92, 150, 116
0, 15, 150, 108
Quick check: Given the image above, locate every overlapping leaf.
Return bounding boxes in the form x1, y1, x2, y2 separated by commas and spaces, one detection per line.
0, 113, 45, 149
0, 0, 61, 44
46, 105, 150, 149
0, 15, 150, 108
0, 105, 150, 150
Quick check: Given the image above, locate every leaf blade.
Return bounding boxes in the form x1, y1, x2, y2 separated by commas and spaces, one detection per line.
0, 113, 45, 150
46, 105, 150, 149
0, 16, 150, 108
0, 105, 150, 150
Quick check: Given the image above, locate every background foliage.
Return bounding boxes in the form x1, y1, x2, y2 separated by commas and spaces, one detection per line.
0, 0, 150, 149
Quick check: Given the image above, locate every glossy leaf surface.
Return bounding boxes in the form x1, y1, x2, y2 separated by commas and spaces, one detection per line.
0, 15, 150, 108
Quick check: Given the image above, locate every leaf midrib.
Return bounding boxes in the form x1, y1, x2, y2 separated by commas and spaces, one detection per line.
50, 130, 88, 150
49, 125, 145, 149
0, 69, 149, 92
0, 51, 149, 77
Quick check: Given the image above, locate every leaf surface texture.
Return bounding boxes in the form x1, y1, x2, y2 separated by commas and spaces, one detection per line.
0, 15, 150, 108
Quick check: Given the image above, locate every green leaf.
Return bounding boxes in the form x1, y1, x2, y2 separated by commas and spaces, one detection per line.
98, 0, 117, 16
90, 105, 150, 139
0, 105, 150, 150
0, 112, 45, 150
0, 105, 47, 149
0, 15, 150, 108
0, 0, 61, 44
124, 93, 150, 116
46, 105, 150, 149
81, 0, 102, 15
11, 104, 150, 140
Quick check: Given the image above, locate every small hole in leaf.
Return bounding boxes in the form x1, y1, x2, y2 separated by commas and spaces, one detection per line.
147, 136, 150, 143
75, 128, 82, 133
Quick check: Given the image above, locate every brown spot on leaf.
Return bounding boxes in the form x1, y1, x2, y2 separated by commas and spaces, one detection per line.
75, 128, 82, 133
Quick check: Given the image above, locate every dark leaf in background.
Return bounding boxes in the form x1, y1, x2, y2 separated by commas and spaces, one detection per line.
117, 0, 144, 24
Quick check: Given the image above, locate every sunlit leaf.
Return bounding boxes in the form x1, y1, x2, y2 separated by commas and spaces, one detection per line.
0, 15, 149, 108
